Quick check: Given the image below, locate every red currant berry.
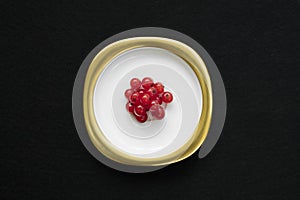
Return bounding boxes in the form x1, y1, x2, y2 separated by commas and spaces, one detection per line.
155, 106, 165, 119
135, 113, 148, 123
149, 99, 158, 107
140, 93, 151, 106
147, 87, 158, 97
149, 104, 159, 114
162, 92, 173, 103
141, 77, 154, 90
124, 89, 134, 99
134, 104, 146, 116
126, 102, 134, 113
150, 104, 165, 120
138, 89, 145, 97
155, 96, 162, 104
130, 78, 141, 90
154, 82, 164, 94
129, 92, 140, 104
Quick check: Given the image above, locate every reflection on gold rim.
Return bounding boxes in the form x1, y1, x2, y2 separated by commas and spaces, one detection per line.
83, 37, 212, 166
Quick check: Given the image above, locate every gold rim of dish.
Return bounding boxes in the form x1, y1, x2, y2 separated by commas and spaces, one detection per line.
83, 37, 212, 166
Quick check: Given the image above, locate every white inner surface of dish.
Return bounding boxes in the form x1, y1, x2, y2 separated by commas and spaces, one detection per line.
93, 47, 202, 158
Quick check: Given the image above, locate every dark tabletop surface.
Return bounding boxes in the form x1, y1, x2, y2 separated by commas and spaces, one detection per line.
1, 0, 299, 199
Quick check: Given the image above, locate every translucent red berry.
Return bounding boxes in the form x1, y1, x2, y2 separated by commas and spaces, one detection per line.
147, 87, 158, 97
130, 78, 141, 90
162, 92, 173, 103
140, 93, 151, 106
141, 77, 154, 90
150, 100, 159, 107
138, 89, 145, 97
134, 104, 146, 116
154, 96, 162, 104
150, 104, 165, 120
124, 89, 134, 99
126, 102, 134, 113
155, 106, 165, 120
129, 92, 140, 104
154, 82, 164, 94
135, 113, 148, 123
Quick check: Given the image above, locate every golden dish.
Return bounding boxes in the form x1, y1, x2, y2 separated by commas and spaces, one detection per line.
83, 37, 212, 166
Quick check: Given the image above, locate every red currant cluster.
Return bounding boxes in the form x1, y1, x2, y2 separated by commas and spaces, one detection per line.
124, 77, 173, 123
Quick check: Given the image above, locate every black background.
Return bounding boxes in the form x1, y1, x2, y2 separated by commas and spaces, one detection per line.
1, 0, 299, 199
